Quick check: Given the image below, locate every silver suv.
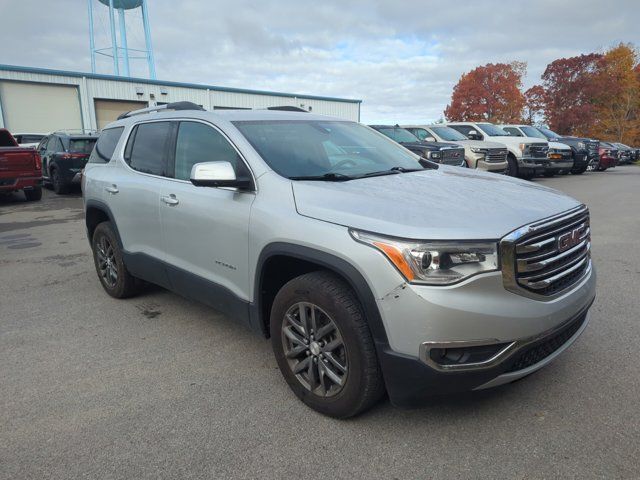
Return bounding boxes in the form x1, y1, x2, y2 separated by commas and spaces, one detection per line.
83, 102, 596, 418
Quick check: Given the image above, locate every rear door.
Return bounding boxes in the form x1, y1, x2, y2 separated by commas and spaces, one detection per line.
107, 121, 172, 264
159, 120, 255, 313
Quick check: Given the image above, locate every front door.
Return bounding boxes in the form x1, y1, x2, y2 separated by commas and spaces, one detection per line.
159, 120, 255, 321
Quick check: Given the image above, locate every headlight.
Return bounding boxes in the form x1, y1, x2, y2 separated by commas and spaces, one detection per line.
519, 143, 531, 154
470, 147, 486, 154
577, 142, 586, 150
350, 230, 499, 285
427, 151, 442, 159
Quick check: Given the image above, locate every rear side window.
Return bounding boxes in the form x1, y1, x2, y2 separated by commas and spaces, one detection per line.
125, 122, 171, 176
174, 121, 246, 181
89, 127, 124, 164
69, 138, 97, 154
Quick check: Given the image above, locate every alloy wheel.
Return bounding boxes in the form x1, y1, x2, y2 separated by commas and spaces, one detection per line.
281, 302, 348, 397
96, 236, 118, 288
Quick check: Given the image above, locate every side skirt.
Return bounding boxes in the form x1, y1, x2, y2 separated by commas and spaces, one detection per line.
122, 251, 253, 330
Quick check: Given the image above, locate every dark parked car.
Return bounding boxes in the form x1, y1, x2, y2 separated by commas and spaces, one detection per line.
369, 125, 466, 167
596, 142, 618, 171
612, 143, 634, 164
37, 132, 97, 194
535, 126, 597, 174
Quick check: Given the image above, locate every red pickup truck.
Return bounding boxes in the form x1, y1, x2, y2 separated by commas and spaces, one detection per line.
0, 128, 43, 201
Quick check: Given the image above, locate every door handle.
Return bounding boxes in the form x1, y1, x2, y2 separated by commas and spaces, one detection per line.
104, 185, 119, 194
161, 194, 179, 206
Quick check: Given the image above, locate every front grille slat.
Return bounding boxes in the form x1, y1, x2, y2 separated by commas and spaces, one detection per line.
502, 205, 592, 297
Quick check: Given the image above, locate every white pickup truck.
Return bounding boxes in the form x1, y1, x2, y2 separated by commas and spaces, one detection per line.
446, 122, 550, 179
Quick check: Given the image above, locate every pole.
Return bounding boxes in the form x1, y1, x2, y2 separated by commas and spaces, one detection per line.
87, 0, 96, 73
108, 0, 119, 75
141, 0, 156, 79
117, 8, 130, 76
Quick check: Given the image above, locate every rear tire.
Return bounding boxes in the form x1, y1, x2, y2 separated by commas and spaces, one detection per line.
24, 186, 42, 201
51, 168, 69, 194
270, 271, 384, 418
91, 221, 138, 298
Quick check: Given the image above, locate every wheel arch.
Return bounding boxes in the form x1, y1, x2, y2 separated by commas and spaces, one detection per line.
252, 243, 389, 347
85, 199, 124, 248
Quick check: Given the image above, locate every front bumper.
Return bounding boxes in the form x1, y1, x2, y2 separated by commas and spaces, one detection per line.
546, 159, 574, 173
374, 262, 596, 407
519, 156, 549, 175
473, 156, 508, 173
599, 156, 617, 169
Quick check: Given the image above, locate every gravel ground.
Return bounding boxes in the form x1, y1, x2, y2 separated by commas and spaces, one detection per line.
1, 167, 639, 479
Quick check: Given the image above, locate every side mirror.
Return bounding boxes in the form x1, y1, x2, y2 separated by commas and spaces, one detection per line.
425, 136, 437, 142
467, 129, 481, 140
190, 161, 252, 189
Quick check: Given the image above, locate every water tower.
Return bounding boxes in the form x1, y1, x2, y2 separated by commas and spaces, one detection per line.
87, 0, 156, 79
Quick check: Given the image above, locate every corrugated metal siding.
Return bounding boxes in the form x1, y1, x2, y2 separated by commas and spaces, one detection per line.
0, 67, 360, 130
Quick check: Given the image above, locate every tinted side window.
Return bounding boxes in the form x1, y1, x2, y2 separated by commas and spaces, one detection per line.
503, 127, 523, 137
174, 121, 246, 181
47, 137, 63, 154
89, 127, 124, 164
126, 122, 171, 176
449, 125, 472, 137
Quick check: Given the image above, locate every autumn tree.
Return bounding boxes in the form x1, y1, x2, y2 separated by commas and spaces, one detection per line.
541, 53, 602, 136
590, 43, 640, 144
445, 62, 526, 123
523, 85, 546, 124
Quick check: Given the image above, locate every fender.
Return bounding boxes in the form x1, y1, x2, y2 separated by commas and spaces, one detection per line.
84, 199, 124, 248
251, 242, 390, 346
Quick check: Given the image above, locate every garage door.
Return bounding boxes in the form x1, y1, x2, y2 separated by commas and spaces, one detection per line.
0, 81, 82, 133
94, 99, 147, 130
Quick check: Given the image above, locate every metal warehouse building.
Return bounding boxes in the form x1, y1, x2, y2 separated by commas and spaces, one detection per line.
0, 64, 361, 133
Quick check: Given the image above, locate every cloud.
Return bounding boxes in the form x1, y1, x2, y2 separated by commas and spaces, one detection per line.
1, 0, 638, 123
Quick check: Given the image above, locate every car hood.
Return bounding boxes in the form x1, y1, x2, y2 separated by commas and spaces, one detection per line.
485, 136, 545, 147
400, 141, 461, 150
292, 167, 581, 240
549, 141, 571, 150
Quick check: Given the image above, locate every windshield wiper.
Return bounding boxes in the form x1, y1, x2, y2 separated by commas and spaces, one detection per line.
358, 166, 424, 178
289, 172, 354, 182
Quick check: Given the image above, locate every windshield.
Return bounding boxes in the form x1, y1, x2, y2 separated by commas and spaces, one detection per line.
376, 127, 420, 143
477, 123, 509, 137
69, 138, 97, 154
520, 126, 547, 139
429, 126, 467, 141
536, 126, 560, 139
233, 120, 423, 179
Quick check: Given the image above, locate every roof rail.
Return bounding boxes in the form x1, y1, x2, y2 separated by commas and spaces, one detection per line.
266, 106, 309, 112
51, 129, 99, 136
117, 101, 205, 120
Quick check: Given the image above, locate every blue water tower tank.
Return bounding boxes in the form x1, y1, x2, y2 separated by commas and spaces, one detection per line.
97, 0, 143, 9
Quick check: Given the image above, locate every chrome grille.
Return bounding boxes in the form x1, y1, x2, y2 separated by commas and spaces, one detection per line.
486, 148, 507, 163
501, 205, 591, 297
587, 140, 599, 159
530, 143, 549, 158
442, 147, 465, 165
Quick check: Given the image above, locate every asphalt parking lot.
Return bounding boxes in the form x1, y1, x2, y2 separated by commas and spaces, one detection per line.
1, 168, 639, 479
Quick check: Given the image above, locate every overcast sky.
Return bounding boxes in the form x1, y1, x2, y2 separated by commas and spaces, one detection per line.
1, 0, 638, 123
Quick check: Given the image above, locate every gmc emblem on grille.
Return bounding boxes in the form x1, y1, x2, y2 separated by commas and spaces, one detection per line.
557, 228, 583, 252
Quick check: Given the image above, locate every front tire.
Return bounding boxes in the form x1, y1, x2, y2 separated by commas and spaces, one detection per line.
270, 271, 384, 418
505, 155, 519, 177
91, 221, 138, 298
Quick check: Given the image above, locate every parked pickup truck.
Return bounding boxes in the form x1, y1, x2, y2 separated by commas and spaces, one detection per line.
37, 132, 98, 194
403, 124, 508, 173
534, 126, 595, 174
83, 103, 596, 418
501, 125, 573, 176
446, 122, 549, 179
0, 128, 43, 201
369, 125, 466, 167
612, 143, 634, 164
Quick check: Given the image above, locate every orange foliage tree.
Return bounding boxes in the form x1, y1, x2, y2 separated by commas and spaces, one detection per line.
590, 43, 640, 145
541, 53, 602, 136
444, 62, 526, 123
523, 85, 545, 124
